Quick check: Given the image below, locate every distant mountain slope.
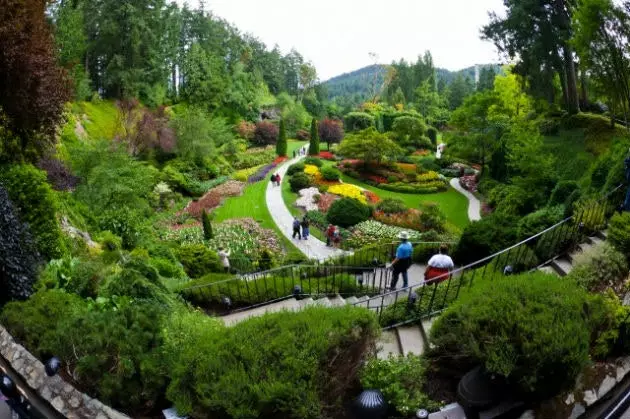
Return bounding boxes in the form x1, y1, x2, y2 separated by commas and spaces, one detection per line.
324, 63, 502, 102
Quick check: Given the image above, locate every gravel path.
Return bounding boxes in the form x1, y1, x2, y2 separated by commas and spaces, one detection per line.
266, 154, 348, 261
449, 177, 481, 221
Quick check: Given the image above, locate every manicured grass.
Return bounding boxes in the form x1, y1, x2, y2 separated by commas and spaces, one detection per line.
75, 100, 120, 140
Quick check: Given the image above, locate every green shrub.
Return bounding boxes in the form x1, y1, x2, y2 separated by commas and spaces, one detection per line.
202, 209, 213, 240
177, 244, 221, 278
286, 162, 306, 175
0, 164, 66, 259
591, 155, 612, 189
419, 202, 446, 232
150, 257, 186, 280
517, 205, 565, 240
327, 197, 371, 228
564, 189, 582, 217
426, 126, 438, 146
345, 112, 375, 131
488, 184, 534, 216
304, 156, 323, 167
376, 198, 407, 214
360, 355, 440, 415
548, 181, 579, 207
320, 166, 340, 181
454, 213, 519, 265
306, 210, 328, 228
97, 231, 123, 251
609, 212, 630, 259
289, 172, 313, 192
165, 306, 379, 418
97, 209, 147, 250
567, 244, 628, 292
430, 272, 603, 398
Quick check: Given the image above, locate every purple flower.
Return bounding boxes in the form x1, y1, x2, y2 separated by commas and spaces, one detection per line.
248, 163, 277, 183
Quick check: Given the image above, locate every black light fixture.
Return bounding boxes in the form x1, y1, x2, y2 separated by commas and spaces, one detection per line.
408, 292, 418, 306
293, 285, 302, 297
0, 375, 18, 400
356, 273, 364, 286
372, 257, 379, 267
503, 265, 513, 276
353, 390, 387, 419
44, 357, 61, 377
221, 296, 232, 310
416, 409, 429, 419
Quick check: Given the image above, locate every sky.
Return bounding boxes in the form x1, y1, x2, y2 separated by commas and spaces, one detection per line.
178, 0, 507, 81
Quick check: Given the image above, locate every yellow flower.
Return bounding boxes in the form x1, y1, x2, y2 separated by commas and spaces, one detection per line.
417, 171, 440, 183
328, 184, 367, 204
304, 165, 320, 176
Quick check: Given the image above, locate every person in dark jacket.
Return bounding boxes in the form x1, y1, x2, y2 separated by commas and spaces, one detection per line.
301, 217, 310, 240
292, 217, 301, 239
390, 231, 413, 290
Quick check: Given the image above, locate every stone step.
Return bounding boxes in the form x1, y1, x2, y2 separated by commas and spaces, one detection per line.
345, 296, 359, 305
222, 298, 300, 326
595, 230, 608, 241
396, 325, 425, 356
588, 236, 605, 247
376, 330, 402, 360
298, 297, 314, 308
328, 295, 346, 307
551, 257, 573, 277
314, 297, 332, 307
538, 266, 558, 276
578, 241, 594, 254
354, 295, 370, 308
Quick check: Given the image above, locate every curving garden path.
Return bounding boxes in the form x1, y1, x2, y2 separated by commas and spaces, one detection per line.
449, 177, 481, 221
266, 153, 348, 261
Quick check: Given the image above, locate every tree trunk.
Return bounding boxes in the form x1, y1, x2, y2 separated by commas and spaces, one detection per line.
558, 66, 569, 109
579, 67, 588, 106
563, 44, 580, 114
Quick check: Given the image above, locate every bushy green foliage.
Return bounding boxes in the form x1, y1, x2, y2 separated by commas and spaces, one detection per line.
287, 162, 306, 175
303, 156, 323, 167
548, 181, 579, 207
430, 273, 603, 398
320, 166, 340, 181
517, 205, 565, 240
391, 116, 429, 148
567, 244, 628, 292
454, 213, 518, 265
305, 210, 328, 228
426, 126, 438, 146
276, 119, 287, 157
309, 118, 320, 155
289, 172, 312, 192
97, 208, 147, 250
487, 184, 534, 216
327, 197, 371, 228
608, 212, 630, 259
177, 244, 221, 278
345, 112, 375, 131
0, 164, 65, 259
201, 209, 213, 240
419, 202, 446, 232
376, 198, 408, 214
165, 306, 379, 418
360, 355, 440, 415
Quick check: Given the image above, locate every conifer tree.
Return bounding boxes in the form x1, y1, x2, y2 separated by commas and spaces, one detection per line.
276, 119, 287, 157
202, 209, 213, 240
309, 118, 320, 155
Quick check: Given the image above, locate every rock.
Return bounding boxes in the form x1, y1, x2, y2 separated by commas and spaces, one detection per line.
623, 291, 630, 306
598, 375, 616, 399
69, 395, 81, 408
569, 403, 586, 419
565, 393, 575, 405
63, 383, 74, 394
519, 410, 535, 419
41, 386, 52, 400
583, 390, 597, 406
51, 396, 65, 412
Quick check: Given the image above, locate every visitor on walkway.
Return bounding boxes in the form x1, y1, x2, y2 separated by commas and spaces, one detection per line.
301, 216, 310, 240
270, 173, 277, 186
390, 232, 413, 290
218, 248, 231, 273
424, 244, 455, 284
326, 224, 335, 247
293, 150, 296, 158
292, 217, 302, 239
275, 173, 281, 187
332, 227, 341, 248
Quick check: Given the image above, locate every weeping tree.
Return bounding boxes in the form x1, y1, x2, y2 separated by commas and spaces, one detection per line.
0, 186, 39, 305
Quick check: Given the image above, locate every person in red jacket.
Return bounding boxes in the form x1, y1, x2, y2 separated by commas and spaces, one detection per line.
424, 244, 455, 284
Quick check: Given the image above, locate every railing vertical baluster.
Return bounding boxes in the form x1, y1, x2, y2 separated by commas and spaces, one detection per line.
245, 276, 251, 302
426, 283, 439, 317
454, 270, 465, 300
440, 276, 454, 310
468, 268, 477, 288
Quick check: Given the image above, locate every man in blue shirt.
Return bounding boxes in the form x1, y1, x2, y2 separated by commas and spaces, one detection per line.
390, 231, 413, 290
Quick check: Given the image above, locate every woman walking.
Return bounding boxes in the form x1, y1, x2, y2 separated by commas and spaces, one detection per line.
301, 216, 310, 240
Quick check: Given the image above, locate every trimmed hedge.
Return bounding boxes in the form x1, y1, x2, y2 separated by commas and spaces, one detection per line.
327, 197, 371, 228
320, 166, 341, 181
289, 172, 312, 192
287, 162, 306, 176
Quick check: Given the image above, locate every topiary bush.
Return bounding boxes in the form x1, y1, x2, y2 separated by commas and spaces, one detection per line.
429, 272, 605, 398
567, 243, 628, 293
177, 244, 221, 278
303, 156, 323, 167
548, 181, 579, 207
608, 212, 630, 260
286, 162, 306, 176
320, 166, 340, 181
345, 112, 375, 132
454, 213, 519, 265
376, 198, 407, 214
0, 164, 66, 260
289, 172, 312, 192
517, 205, 565, 240
327, 197, 371, 228
165, 306, 379, 418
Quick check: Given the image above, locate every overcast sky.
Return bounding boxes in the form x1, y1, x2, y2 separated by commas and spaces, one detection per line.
178, 0, 507, 80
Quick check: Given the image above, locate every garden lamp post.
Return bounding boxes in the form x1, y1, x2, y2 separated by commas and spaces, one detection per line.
44, 357, 61, 377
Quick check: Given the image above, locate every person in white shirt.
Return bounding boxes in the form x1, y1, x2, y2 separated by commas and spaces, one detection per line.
424, 244, 454, 284
218, 248, 231, 273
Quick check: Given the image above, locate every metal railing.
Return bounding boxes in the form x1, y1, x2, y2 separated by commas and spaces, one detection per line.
358, 184, 626, 329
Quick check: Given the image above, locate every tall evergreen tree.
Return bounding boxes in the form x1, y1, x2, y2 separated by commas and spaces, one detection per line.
276, 119, 287, 157
309, 118, 320, 156
202, 209, 213, 240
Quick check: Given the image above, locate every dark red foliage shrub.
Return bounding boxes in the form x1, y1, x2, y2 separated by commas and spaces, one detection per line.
36, 157, 80, 191
253, 121, 279, 145
318, 119, 344, 149
296, 129, 311, 141
236, 120, 256, 140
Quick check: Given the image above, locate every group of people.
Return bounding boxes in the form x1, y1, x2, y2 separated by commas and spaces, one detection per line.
292, 216, 311, 240
389, 231, 455, 290
270, 173, 281, 186
325, 224, 341, 248
292, 147, 308, 158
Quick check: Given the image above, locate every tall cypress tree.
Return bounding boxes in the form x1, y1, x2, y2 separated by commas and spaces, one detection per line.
202, 209, 213, 240
276, 119, 287, 157
308, 118, 320, 156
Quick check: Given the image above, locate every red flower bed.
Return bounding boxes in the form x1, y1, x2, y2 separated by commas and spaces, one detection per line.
317, 193, 339, 212
373, 209, 422, 230
318, 151, 335, 160
273, 156, 288, 164
459, 175, 478, 193
366, 174, 388, 184
340, 159, 361, 168
364, 190, 380, 204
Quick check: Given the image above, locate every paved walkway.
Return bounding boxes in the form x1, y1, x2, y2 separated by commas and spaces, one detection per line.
266, 154, 348, 261
450, 177, 481, 221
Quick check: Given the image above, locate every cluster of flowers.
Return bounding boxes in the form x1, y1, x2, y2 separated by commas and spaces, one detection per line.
184, 181, 245, 217
459, 175, 478, 193
416, 171, 441, 183
346, 220, 422, 249
396, 163, 417, 175
373, 209, 422, 230
234, 165, 263, 182
317, 193, 339, 212
328, 184, 367, 204
248, 163, 278, 183
413, 149, 431, 156
273, 156, 288, 165
364, 190, 380, 204
366, 174, 388, 184
304, 164, 321, 177
318, 151, 335, 160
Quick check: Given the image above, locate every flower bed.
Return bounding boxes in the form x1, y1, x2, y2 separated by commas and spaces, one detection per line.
234, 165, 263, 182
317, 193, 339, 212
328, 184, 367, 204
273, 156, 288, 165
416, 171, 441, 182
364, 190, 380, 204
373, 209, 422, 230
304, 164, 320, 177
366, 174, 387, 184
396, 163, 417, 175
185, 181, 245, 217
377, 181, 448, 194
318, 151, 335, 160
346, 220, 422, 249
296, 187, 320, 212
460, 175, 478, 193
248, 163, 277, 183
413, 149, 431, 156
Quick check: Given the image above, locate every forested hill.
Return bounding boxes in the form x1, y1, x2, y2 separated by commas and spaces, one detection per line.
325, 63, 502, 104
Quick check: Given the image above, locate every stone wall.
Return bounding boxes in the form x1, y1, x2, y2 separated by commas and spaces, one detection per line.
0, 325, 129, 419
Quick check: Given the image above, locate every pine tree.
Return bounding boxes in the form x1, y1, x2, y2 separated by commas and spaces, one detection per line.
308, 118, 320, 156
202, 209, 213, 240
276, 119, 287, 157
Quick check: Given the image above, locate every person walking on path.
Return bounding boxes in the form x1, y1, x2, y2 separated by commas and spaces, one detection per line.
301, 216, 310, 240
292, 217, 302, 239
270, 173, 277, 187
275, 173, 281, 187
326, 224, 335, 247
389, 232, 413, 290
424, 244, 455, 284
218, 248, 231, 273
